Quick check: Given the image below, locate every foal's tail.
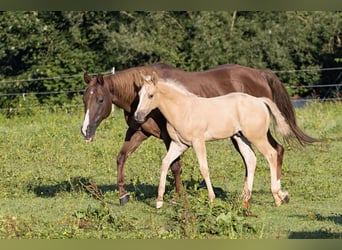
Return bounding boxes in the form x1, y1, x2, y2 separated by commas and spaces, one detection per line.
261, 98, 292, 141
261, 70, 319, 146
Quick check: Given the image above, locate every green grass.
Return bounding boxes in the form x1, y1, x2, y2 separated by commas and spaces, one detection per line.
0, 102, 341, 239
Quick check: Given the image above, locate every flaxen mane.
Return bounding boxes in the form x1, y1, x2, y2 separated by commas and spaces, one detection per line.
160, 78, 197, 97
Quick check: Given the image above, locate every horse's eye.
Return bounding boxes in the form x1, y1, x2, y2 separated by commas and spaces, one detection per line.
148, 94, 154, 99
98, 98, 104, 104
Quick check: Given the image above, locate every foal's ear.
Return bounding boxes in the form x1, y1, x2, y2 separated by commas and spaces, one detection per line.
139, 71, 152, 83
151, 71, 158, 85
97, 73, 105, 86
84, 72, 92, 84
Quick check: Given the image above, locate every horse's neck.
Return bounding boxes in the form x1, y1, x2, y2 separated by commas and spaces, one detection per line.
106, 75, 136, 112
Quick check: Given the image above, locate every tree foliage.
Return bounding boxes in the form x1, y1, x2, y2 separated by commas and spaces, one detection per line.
0, 11, 341, 109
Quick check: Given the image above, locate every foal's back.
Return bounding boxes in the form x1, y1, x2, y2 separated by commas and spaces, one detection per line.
190, 92, 270, 141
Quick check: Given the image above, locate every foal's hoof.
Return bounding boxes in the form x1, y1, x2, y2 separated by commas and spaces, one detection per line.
282, 193, 290, 204
243, 201, 250, 209
119, 193, 130, 205
274, 190, 290, 207
156, 200, 164, 209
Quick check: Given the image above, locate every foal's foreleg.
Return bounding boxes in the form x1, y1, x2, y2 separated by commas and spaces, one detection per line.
157, 141, 188, 208
232, 134, 257, 209
192, 140, 215, 203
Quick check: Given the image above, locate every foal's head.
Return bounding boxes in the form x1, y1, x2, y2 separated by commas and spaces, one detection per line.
134, 72, 159, 123
81, 72, 112, 142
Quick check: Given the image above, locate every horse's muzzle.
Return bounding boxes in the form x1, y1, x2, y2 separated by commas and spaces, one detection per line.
80, 125, 95, 143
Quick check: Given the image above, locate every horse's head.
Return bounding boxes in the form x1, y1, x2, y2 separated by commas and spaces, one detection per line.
81, 72, 112, 143
134, 71, 159, 123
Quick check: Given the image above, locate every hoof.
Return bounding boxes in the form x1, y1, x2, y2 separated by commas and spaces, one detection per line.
243, 201, 250, 209
273, 190, 290, 207
282, 193, 290, 204
198, 179, 207, 189
119, 193, 130, 205
156, 200, 164, 209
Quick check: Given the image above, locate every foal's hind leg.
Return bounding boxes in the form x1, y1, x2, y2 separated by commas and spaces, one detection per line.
267, 131, 285, 183
266, 131, 289, 205
232, 134, 257, 209
252, 132, 289, 207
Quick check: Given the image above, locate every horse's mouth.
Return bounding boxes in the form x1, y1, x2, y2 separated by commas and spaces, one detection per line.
85, 138, 93, 143
80, 125, 95, 143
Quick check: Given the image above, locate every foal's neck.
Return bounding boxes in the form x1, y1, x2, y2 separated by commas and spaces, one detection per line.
157, 82, 194, 122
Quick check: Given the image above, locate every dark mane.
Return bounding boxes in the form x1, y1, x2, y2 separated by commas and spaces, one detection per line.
106, 65, 156, 104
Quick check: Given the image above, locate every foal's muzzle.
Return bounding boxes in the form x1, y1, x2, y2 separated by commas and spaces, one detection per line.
134, 111, 147, 124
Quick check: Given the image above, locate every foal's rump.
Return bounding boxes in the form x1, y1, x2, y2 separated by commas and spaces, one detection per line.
208, 93, 291, 142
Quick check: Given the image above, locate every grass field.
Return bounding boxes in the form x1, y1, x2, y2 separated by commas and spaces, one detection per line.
0, 101, 341, 239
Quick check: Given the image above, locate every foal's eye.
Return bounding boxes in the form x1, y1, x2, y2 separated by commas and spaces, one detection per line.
148, 94, 154, 99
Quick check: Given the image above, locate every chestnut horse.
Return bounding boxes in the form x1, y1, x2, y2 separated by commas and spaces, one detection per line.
81, 63, 317, 205
134, 72, 291, 208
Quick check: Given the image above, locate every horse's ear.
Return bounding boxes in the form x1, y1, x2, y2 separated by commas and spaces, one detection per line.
151, 71, 158, 85
97, 73, 104, 86
84, 72, 92, 84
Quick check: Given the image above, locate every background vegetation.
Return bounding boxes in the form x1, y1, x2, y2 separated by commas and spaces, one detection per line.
0, 102, 341, 239
0, 11, 341, 239
0, 11, 342, 111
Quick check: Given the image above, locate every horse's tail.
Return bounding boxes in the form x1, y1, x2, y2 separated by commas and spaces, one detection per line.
261, 98, 292, 140
260, 70, 319, 146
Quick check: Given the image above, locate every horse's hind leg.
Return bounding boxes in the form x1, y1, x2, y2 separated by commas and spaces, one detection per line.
232, 134, 257, 209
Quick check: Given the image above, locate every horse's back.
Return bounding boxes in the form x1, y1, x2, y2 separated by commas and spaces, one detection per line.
151, 63, 272, 98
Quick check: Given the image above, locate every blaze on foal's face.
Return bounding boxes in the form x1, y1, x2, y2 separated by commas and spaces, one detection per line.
81, 73, 112, 143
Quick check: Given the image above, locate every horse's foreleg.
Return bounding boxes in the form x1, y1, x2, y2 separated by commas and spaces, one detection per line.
117, 128, 149, 205
192, 139, 215, 203
232, 134, 256, 209
157, 141, 188, 208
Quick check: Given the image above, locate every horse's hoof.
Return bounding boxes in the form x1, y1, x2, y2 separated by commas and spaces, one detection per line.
156, 200, 164, 209
198, 179, 207, 189
119, 193, 130, 205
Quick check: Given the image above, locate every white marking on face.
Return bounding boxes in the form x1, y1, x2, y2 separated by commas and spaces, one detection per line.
136, 86, 147, 112
82, 109, 90, 136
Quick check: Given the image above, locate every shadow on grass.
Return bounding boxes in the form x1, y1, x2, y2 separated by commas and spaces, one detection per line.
288, 213, 342, 239
288, 230, 342, 239
28, 175, 228, 205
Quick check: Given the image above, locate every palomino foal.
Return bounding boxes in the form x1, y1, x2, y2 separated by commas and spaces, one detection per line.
134, 72, 291, 209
